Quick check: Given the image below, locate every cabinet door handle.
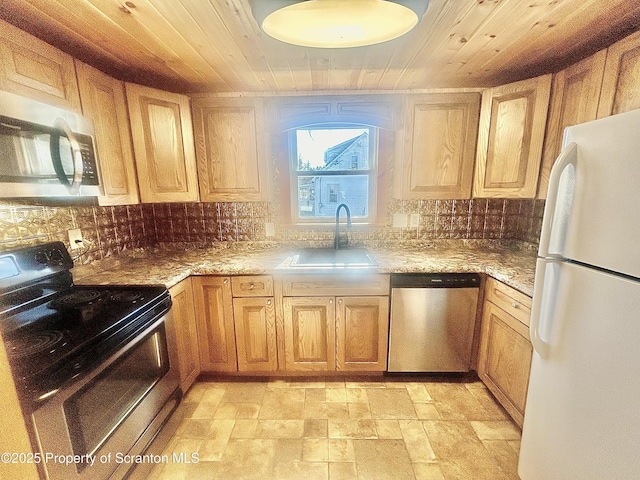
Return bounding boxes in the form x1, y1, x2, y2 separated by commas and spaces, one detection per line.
338, 299, 343, 305
223, 279, 228, 285
329, 299, 333, 305
267, 299, 272, 306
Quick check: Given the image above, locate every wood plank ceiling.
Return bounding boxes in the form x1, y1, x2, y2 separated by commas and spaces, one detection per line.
1, 0, 639, 94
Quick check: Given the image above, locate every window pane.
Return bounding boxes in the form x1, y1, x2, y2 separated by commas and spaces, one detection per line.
297, 175, 369, 218
296, 128, 370, 171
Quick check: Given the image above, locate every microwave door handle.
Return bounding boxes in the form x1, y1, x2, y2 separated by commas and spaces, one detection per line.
49, 118, 84, 195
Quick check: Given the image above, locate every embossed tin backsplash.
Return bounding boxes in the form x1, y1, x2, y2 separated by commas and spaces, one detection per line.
0, 198, 543, 265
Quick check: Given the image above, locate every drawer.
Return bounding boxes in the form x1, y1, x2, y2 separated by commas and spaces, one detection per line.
282, 274, 390, 297
231, 275, 274, 297
485, 277, 532, 327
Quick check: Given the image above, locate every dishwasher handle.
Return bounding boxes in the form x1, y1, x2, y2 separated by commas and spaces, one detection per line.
390, 273, 481, 289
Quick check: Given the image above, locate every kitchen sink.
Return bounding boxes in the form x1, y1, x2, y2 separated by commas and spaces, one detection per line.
290, 248, 377, 268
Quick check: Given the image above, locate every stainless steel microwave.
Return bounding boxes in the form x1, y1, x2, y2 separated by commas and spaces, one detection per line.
0, 91, 102, 197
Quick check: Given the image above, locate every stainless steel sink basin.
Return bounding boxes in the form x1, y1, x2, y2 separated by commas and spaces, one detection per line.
290, 248, 377, 268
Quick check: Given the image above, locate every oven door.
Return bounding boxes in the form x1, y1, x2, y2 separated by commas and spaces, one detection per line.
31, 312, 180, 480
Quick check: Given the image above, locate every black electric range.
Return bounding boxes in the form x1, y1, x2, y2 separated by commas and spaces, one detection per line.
0, 242, 171, 412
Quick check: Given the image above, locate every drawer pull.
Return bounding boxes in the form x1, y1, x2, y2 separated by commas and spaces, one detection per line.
249, 283, 255, 290
512, 302, 519, 309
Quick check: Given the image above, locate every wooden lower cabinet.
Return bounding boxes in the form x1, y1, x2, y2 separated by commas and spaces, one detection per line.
282, 297, 336, 372
169, 278, 200, 393
233, 297, 278, 372
280, 275, 390, 373
336, 296, 389, 371
192, 277, 238, 372
478, 278, 533, 427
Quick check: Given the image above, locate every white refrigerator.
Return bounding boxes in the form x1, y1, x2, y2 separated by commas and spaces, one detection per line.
518, 108, 640, 479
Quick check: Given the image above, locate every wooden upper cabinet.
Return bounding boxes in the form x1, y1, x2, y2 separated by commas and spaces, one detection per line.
192, 96, 269, 202
537, 51, 606, 199
126, 83, 199, 203
0, 19, 81, 112
399, 92, 480, 199
597, 30, 640, 118
474, 74, 552, 198
75, 61, 140, 205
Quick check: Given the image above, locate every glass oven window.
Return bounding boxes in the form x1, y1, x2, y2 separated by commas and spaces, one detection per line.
63, 326, 169, 463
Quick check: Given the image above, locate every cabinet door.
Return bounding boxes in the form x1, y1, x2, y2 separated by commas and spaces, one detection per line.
336, 296, 389, 372
169, 278, 200, 392
282, 297, 336, 372
478, 301, 533, 427
597, 30, 640, 118
474, 74, 552, 198
192, 96, 268, 202
126, 83, 199, 203
537, 51, 606, 199
233, 297, 278, 372
0, 19, 81, 112
76, 61, 139, 206
192, 277, 237, 372
400, 93, 480, 199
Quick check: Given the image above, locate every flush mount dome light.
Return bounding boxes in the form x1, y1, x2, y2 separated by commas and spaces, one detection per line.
250, 0, 429, 48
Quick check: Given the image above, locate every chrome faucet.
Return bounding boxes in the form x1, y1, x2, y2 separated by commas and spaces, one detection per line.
334, 203, 351, 250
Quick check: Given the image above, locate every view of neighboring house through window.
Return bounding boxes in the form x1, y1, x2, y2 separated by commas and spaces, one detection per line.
292, 126, 376, 222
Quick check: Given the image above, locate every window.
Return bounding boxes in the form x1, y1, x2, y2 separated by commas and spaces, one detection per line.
290, 126, 377, 222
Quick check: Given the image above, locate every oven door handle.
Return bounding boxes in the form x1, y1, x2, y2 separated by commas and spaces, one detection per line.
50, 118, 84, 195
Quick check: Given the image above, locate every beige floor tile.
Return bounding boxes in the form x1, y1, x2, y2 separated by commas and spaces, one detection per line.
304, 401, 349, 420
329, 462, 358, 480
346, 378, 386, 389
422, 420, 507, 479
325, 379, 346, 389
216, 438, 277, 479
414, 403, 441, 420
304, 419, 329, 438
354, 439, 416, 480
303, 438, 329, 462
259, 389, 305, 419
325, 388, 348, 402
275, 438, 304, 463
470, 420, 521, 441
214, 402, 261, 419
348, 402, 372, 419
508, 439, 521, 454
346, 388, 368, 403
328, 439, 355, 462
328, 419, 378, 439
305, 388, 327, 402
399, 420, 436, 462
220, 382, 267, 402
406, 382, 433, 403
196, 419, 235, 461
256, 419, 305, 438
482, 439, 521, 480
367, 388, 417, 419
426, 383, 493, 421
176, 418, 214, 438
466, 386, 511, 420
412, 462, 445, 480
374, 419, 403, 439
190, 389, 226, 419
231, 419, 258, 438
271, 460, 328, 480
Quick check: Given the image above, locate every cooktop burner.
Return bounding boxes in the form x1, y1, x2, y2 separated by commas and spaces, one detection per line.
49, 289, 103, 309
6, 330, 67, 358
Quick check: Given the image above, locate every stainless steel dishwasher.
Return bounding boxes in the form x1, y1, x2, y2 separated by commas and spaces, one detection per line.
387, 273, 481, 372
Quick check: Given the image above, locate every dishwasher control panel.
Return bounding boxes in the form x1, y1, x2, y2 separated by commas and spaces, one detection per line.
390, 273, 481, 288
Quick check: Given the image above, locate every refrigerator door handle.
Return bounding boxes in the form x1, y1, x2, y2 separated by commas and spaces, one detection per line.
530, 258, 562, 359
538, 142, 577, 258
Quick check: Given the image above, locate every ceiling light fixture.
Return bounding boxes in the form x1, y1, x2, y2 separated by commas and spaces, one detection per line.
249, 0, 429, 49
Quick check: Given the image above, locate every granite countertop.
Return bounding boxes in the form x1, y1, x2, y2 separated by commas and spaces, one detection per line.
73, 240, 537, 296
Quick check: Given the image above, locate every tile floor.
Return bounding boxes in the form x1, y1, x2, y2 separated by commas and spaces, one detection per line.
149, 375, 521, 480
